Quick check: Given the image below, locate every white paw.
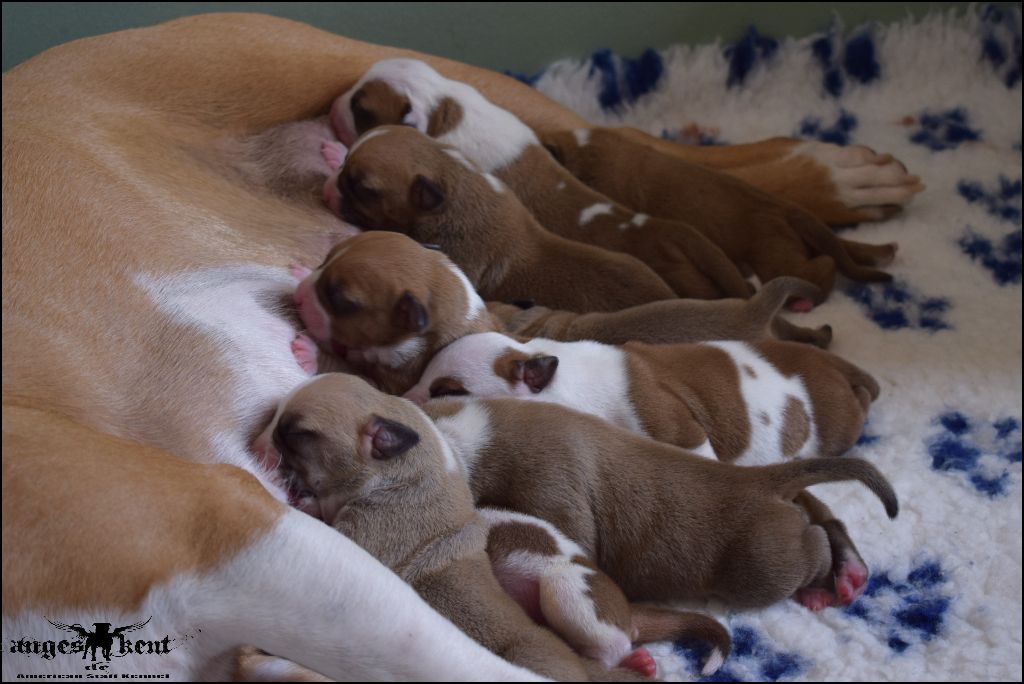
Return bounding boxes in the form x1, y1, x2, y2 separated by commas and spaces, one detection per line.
794, 142, 925, 214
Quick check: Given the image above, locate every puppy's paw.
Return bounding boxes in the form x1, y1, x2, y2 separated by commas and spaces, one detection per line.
292, 332, 320, 375
322, 172, 342, 215
320, 140, 348, 170
619, 647, 657, 678
795, 586, 836, 612
834, 556, 869, 605
791, 142, 924, 222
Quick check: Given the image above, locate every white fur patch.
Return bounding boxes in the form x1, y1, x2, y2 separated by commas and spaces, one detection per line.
631, 213, 649, 226
349, 336, 426, 369
432, 401, 492, 476
446, 263, 486, 322
556, 181, 567, 191
690, 439, 717, 460
347, 127, 390, 156
444, 148, 478, 172
349, 59, 538, 173
579, 203, 614, 226
483, 173, 505, 193
705, 341, 818, 465
573, 128, 592, 147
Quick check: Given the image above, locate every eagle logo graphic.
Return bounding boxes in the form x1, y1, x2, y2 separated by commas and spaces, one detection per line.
45, 617, 152, 662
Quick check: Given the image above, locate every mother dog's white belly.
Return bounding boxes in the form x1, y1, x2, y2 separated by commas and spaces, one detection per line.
135, 264, 309, 497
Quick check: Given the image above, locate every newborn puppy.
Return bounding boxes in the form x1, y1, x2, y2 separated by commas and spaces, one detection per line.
291, 232, 831, 394
291, 232, 494, 393
407, 332, 877, 463
252, 374, 724, 679
425, 398, 898, 609
332, 125, 679, 312
541, 128, 900, 302
329, 60, 752, 300
481, 508, 731, 677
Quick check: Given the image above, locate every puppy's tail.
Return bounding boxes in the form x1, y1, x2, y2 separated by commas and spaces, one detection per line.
748, 276, 823, 319
631, 605, 731, 675
766, 458, 898, 519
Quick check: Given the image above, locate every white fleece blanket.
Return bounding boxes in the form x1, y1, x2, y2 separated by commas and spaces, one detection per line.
517, 6, 1022, 681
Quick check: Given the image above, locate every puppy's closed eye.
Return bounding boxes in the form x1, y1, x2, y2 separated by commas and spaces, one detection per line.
429, 377, 469, 398
274, 419, 321, 454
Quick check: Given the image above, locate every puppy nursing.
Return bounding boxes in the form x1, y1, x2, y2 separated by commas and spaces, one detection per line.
407, 332, 876, 464
330, 125, 679, 312
329, 59, 753, 300
255, 374, 729, 679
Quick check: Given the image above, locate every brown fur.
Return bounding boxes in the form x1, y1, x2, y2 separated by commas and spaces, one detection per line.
426, 398, 897, 608
269, 375, 646, 681
622, 339, 878, 461
335, 125, 678, 311
542, 128, 901, 298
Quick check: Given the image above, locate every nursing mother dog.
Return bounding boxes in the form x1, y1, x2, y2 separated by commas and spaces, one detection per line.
2, 12, 915, 681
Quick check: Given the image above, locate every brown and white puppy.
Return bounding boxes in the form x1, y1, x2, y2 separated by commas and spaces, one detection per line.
329, 59, 753, 300
541, 128, 909, 302
332, 125, 682, 310
252, 374, 727, 680
406, 332, 877, 464
290, 232, 832, 395
424, 398, 898, 609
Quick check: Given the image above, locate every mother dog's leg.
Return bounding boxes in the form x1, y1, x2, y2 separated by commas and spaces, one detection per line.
1, 405, 542, 681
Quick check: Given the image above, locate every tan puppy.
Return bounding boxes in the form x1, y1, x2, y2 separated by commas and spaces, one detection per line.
407, 332, 877, 464
333, 125, 682, 309
542, 128, 907, 301
252, 374, 728, 679
424, 398, 898, 609
328, 60, 753, 300
3, 12, 914, 678
290, 232, 831, 395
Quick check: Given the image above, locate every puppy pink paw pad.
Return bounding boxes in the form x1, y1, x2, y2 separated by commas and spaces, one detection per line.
787, 297, 816, 312
620, 648, 657, 678
321, 140, 349, 170
835, 558, 869, 604
796, 587, 836, 612
292, 332, 320, 375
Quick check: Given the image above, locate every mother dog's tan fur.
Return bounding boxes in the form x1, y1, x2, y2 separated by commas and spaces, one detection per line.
3, 12, 905, 679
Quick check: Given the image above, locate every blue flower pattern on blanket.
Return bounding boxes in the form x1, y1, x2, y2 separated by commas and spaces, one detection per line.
798, 110, 858, 146
844, 559, 952, 653
812, 31, 881, 97
926, 412, 1022, 497
908, 108, 982, 151
844, 280, 952, 331
724, 27, 779, 88
676, 624, 806, 682
957, 176, 1023, 285
981, 4, 1023, 87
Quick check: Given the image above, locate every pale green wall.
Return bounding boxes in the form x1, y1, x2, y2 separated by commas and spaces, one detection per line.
0, 2, 1001, 73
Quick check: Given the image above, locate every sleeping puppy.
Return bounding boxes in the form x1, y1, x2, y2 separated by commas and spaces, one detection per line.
405, 332, 878, 464
290, 232, 831, 395
327, 58, 899, 304
252, 374, 728, 679
328, 61, 752, 300
426, 398, 899, 610
332, 125, 679, 312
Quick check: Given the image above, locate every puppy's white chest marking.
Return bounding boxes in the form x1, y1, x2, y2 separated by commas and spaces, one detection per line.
704, 341, 818, 464
446, 264, 486, 322
432, 402, 492, 476
578, 203, 613, 226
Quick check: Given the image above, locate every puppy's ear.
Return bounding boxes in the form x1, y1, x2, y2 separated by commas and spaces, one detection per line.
359, 415, 420, 461
394, 291, 428, 333
512, 355, 559, 393
410, 175, 444, 211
